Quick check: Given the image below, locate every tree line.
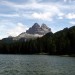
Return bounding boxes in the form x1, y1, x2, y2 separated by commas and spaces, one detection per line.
0, 26, 75, 55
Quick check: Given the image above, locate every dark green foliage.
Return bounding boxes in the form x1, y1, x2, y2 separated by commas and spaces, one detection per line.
0, 26, 75, 55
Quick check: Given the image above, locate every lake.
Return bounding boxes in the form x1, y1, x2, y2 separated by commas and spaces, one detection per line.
0, 55, 75, 75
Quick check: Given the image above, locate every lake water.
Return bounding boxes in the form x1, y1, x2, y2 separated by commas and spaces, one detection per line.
0, 55, 75, 75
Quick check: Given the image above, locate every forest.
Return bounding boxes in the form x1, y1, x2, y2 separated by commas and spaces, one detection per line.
0, 26, 75, 55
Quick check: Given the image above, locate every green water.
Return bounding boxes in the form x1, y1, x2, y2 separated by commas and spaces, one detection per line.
0, 55, 75, 75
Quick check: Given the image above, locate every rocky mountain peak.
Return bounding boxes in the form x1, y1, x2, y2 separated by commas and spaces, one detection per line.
41, 23, 51, 31
26, 23, 51, 35
41, 23, 48, 28
5, 23, 51, 41
32, 23, 40, 28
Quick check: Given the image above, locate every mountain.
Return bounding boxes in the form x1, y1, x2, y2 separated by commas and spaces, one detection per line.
13, 32, 43, 41
15, 23, 51, 40
2, 23, 51, 41
1, 26, 75, 55
26, 23, 51, 35
14, 23, 51, 40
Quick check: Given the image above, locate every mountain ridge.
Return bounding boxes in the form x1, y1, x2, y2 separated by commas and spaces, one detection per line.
26, 23, 51, 35
2, 23, 51, 41
14, 23, 51, 40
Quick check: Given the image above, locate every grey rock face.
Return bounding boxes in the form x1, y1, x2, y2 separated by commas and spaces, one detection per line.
41, 24, 51, 34
26, 23, 51, 35
3, 23, 51, 41
26, 23, 40, 34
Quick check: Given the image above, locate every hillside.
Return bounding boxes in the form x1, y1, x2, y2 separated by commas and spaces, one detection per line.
0, 26, 75, 55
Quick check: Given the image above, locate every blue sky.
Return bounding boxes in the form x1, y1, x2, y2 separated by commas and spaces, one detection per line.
0, 0, 75, 39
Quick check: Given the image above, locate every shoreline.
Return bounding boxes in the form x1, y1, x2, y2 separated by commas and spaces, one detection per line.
0, 53, 75, 57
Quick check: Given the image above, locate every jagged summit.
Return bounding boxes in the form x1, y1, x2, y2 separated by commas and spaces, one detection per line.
4, 23, 51, 41
32, 23, 40, 28
41, 23, 51, 32
26, 23, 51, 35
26, 23, 40, 34
41, 23, 49, 29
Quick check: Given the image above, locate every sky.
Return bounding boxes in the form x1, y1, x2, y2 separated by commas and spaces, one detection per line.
0, 0, 75, 39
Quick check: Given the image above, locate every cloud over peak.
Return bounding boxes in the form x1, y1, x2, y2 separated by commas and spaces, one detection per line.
0, 0, 75, 39
8, 23, 28, 37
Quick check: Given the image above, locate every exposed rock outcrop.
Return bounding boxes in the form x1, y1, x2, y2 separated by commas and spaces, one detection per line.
26, 23, 51, 35
3, 23, 51, 41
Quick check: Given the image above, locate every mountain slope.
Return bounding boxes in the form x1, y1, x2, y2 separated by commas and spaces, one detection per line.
2, 23, 51, 41
14, 23, 51, 40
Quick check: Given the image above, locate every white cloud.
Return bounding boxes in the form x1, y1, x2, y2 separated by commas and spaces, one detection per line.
58, 16, 64, 19
64, 0, 67, 2
58, 13, 65, 19
25, 4, 62, 21
0, 20, 15, 29
0, 0, 62, 21
0, 20, 28, 39
31, 12, 53, 21
1, 0, 60, 11
58, 13, 64, 16
63, 0, 72, 3
0, 20, 13, 39
0, 0, 75, 21
0, 34, 7, 39
63, 0, 75, 3
66, 13, 75, 19
8, 23, 28, 37
70, 21, 75, 25
0, 0, 75, 39
0, 13, 19, 17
